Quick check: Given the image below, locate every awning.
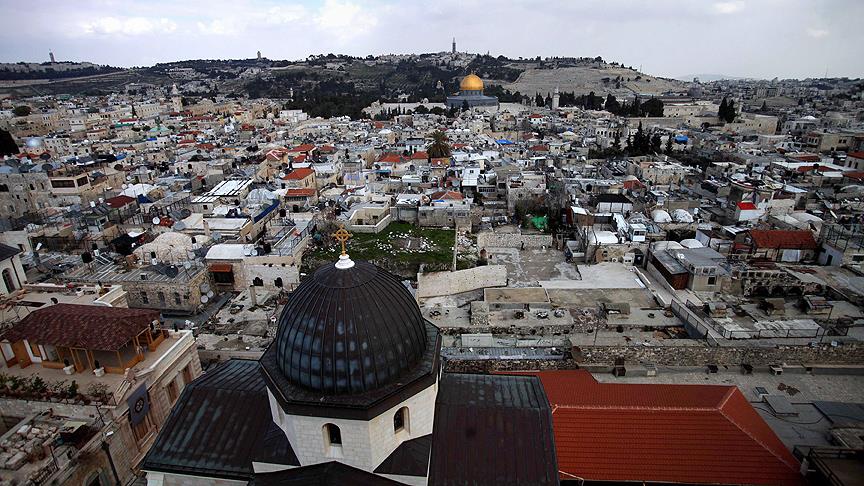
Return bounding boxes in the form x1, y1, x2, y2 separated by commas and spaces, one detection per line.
209, 263, 234, 273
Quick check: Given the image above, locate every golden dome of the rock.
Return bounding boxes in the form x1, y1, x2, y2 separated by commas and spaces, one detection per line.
459, 73, 484, 92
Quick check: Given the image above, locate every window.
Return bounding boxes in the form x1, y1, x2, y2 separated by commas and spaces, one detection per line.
131, 413, 153, 443
182, 364, 193, 385
50, 179, 76, 189
174, 292, 182, 305
165, 379, 179, 404
157, 291, 166, 303
140, 291, 149, 304
708, 276, 717, 285
394, 407, 409, 433
324, 423, 342, 446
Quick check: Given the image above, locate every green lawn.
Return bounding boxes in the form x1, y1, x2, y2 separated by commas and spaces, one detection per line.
302, 222, 461, 276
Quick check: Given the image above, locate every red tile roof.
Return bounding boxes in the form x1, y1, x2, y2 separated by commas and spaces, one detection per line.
737, 201, 758, 210
517, 371, 802, 486
1, 304, 159, 351
411, 151, 429, 160
378, 153, 403, 163
105, 195, 136, 208
529, 144, 549, 152
285, 188, 316, 197
283, 167, 314, 180
848, 151, 864, 160
288, 143, 315, 153
623, 179, 644, 190
430, 190, 464, 201
749, 229, 818, 250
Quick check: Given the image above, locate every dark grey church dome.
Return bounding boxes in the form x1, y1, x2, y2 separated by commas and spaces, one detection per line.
274, 260, 428, 395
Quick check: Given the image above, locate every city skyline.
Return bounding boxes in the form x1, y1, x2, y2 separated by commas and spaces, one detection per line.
0, 0, 862, 80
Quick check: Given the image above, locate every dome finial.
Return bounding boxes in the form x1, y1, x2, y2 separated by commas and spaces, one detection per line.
331, 225, 355, 269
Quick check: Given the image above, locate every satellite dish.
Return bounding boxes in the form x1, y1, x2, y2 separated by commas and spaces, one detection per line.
206, 291, 214, 298
270, 316, 277, 323
122, 183, 128, 189
200, 283, 211, 293
201, 295, 209, 304
152, 217, 161, 225
278, 172, 286, 178
172, 221, 186, 231
165, 266, 179, 278
183, 261, 192, 269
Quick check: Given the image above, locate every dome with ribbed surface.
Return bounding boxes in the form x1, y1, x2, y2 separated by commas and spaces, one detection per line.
274, 260, 428, 395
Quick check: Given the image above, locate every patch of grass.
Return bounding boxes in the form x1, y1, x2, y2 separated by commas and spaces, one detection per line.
302, 222, 458, 276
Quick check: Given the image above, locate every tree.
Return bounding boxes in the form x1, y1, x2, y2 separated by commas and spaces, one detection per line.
718, 97, 727, 118
604, 94, 620, 114
12, 106, 31, 117
642, 98, 664, 117
0, 128, 19, 156
632, 122, 647, 154
759, 101, 768, 112
630, 96, 642, 117
650, 133, 662, 154
428, 130, 452, 159
612, 130, 622, 152
724, 99, 736, 123
461, 100, 470, 112
535, 92, 544, 107
665, 133, 674, 154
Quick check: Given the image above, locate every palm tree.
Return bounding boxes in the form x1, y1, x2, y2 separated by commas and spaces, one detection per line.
428, 130, 451, 159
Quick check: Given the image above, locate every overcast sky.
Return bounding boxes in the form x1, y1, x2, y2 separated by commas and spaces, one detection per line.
1, 0, 861, 79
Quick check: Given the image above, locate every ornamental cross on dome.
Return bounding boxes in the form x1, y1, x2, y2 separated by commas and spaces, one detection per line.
332, 226, 352, 256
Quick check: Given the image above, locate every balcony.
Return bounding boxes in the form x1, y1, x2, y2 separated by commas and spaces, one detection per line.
0, 330, 192, 406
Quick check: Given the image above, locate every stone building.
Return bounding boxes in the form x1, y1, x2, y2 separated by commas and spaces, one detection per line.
141, 249, 560, 485
0, 304, 202, 485
445, 74, 499, 110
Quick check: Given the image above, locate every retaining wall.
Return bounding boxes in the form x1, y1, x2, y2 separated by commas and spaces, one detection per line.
417, 265, 507, 299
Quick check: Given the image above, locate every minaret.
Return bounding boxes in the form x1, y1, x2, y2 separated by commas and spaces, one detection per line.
552, 86, 560, 110
452, 37, 456, 54
257, 50, 262, 60
170, 83, 182, 113
49, 50, 56, 63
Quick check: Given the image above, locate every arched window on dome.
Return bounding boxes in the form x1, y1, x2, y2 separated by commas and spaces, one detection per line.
393, 407, 409, 434
323, 423, 343, 457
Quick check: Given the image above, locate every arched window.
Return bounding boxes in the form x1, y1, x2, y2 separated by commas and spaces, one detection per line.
2, 268, 16, 294
324, 423, 342, 446
394, 407, 409, 433
274, 277, 283, 288
252, 277, 263, 286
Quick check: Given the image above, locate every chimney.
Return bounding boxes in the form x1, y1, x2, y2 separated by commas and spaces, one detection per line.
249, 285, 258, 307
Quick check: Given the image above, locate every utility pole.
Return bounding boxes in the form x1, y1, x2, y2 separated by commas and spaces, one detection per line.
452, 223, 458, 272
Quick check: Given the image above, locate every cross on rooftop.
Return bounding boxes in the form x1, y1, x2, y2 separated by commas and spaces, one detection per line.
331, 226, 352, 256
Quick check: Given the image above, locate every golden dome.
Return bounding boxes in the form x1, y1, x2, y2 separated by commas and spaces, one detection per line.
460, 73, 484, 92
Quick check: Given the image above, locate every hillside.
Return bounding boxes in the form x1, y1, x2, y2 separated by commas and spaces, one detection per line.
503, 64, 684, 97
0, 53, 685, 113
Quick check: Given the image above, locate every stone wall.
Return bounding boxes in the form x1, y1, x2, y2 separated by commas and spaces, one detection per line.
476, 232, 553, 250
417, 265, 507, 299
444, 342, 864, 372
